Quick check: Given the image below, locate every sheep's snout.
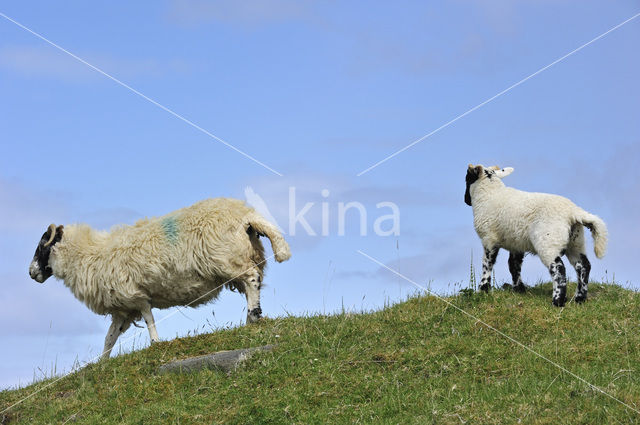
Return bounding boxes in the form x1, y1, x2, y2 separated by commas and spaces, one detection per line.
29, 261, 45, 283
247, 307, 262, 324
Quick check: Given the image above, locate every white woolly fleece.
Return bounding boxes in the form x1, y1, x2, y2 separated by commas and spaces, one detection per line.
468, 165, 607, 266
48, 198, 291, 316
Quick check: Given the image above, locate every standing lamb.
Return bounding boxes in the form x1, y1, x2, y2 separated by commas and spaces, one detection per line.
28, 198, 291, 359
464, 164, 607, 307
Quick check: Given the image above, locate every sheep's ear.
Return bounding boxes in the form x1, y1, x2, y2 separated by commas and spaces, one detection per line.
494, 167, 514, 178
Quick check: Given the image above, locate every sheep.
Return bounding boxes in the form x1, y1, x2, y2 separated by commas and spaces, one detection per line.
464, 164, 607, 307
28, 198, 291, 359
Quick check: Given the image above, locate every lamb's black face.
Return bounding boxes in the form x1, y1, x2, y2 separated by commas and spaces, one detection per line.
464, 165, 483, 206
29, 224, 63, 283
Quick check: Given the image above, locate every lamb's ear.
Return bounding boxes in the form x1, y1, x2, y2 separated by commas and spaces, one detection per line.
494, 167, 514, 178
465, 164, 482, 206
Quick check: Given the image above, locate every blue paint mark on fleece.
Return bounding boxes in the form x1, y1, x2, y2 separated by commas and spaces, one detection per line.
161, 216, 179, 244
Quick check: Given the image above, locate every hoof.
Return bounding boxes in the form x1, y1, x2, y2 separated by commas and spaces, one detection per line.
513, 284, 526, 294
575, 294, 587, 304
479, 284, 490, 293
246, 307, 263, 324
552, 297, 566, 307
246, 315, 261, 324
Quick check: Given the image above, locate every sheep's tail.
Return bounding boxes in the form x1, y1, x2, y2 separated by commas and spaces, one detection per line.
246, 213, 291, 262
576, 210, 608, 259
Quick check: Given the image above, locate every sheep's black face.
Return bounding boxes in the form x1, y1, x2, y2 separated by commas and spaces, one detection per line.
29, 225, 63, 283
465, 165, 482, 206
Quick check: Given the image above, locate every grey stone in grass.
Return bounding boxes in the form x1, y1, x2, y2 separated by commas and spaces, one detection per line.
157, 345, 275, 375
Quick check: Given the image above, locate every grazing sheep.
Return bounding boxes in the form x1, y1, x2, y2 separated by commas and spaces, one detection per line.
464, 164, 607, 307
29, 198, 291, 359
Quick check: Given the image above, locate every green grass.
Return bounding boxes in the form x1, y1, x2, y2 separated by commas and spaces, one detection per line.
2, 282, 640, 424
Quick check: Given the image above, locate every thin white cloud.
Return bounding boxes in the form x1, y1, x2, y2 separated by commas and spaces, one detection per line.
0, 45, 192, 82
239, 170, 455, 241
336, 226, 476, 289
167, 0, 314, 27
78, 207, 144, 230
341, 185, 457, 207
0, 272, 103, 336
0, 178, 70, 233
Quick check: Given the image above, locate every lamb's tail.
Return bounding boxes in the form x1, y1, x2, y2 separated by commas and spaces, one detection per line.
246, 213, 291, 262
576, 210, 608, 259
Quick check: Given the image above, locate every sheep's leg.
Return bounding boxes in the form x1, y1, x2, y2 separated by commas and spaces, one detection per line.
568, 253, 591, 304
141, 305, 160, 343
507, 251, 526, 293
479, 247, 499, 292
549, 256, 568, 307
243, 269, 263, 324
102, 314, 132, 360
566, 225, 590, 304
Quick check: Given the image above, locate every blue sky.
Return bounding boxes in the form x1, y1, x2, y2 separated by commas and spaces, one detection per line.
1, 1, 639, 389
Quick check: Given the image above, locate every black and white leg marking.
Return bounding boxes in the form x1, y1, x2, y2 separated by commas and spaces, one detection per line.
480, 247, 499, 292
508, 251, 526, 293
244, 269, 263, 324
549, 256, 567, 307
574, 253, 591, 304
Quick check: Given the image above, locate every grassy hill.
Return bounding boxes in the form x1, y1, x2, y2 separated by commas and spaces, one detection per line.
1, 282, 640, 424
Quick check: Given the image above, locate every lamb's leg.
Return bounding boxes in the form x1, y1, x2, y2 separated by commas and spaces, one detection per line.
566, 225, 590, 304
507, 251, 526, 293
102, 314, 130, 360
141, 305, 160, 343
567, 252, 591, 304
479, 247, 499, 292
243, 268, 263, 324
549, 256, 568, 307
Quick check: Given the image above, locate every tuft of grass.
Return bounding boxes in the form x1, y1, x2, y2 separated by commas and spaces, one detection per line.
1, 282, 640, 424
